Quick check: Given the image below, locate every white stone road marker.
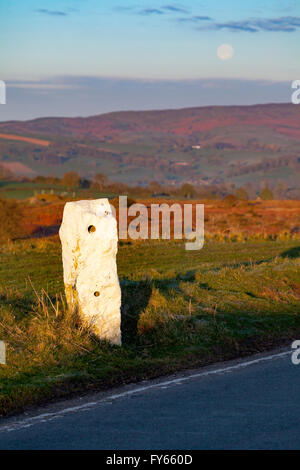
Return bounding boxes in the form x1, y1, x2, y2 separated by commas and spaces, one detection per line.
0, 341, 6, 365
59, 199, 121, 345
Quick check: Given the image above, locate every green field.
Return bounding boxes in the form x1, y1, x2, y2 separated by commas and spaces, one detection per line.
0, 237, 300, 416
0, 181, 118, 200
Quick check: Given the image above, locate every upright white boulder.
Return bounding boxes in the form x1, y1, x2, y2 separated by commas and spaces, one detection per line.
59, 198, 121, 345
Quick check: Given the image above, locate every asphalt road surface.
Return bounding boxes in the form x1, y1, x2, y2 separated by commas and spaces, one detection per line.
0, 349, 298, 450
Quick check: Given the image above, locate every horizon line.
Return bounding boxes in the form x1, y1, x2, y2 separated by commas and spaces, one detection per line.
0, 101, 294, 124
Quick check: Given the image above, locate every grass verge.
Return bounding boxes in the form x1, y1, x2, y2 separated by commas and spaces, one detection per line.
0, 238, 299, 417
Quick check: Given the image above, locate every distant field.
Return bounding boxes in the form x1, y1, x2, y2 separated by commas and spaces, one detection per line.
0, 236, 299, 416
0, 133, 50, 146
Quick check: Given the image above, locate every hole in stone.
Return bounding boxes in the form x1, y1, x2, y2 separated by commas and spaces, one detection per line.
94, 291, 100, 297
88, 225, 96, 233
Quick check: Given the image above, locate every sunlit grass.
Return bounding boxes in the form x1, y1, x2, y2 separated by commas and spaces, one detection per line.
0, 237, 299, 416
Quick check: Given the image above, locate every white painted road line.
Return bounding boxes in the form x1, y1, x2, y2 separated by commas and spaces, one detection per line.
0, 349, 291, 434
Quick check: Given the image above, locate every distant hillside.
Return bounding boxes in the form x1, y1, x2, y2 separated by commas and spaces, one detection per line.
0, 103, 299, 190
1, 103, 300, 141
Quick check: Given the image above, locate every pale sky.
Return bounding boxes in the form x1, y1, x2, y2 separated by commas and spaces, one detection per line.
0, 0, 299, 120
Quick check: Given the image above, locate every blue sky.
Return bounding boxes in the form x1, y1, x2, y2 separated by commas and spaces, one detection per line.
0, 0, 299, 120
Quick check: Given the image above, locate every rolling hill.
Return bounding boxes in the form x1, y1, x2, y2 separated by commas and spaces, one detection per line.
0, 103, 299, 190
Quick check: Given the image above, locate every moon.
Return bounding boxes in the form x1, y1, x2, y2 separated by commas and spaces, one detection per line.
217, 44, 234, 60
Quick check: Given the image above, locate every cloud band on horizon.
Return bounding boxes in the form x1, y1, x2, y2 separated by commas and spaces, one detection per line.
1, 76, 293, 122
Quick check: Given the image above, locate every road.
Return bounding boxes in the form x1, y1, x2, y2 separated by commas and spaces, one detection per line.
0, 349, 298, 450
